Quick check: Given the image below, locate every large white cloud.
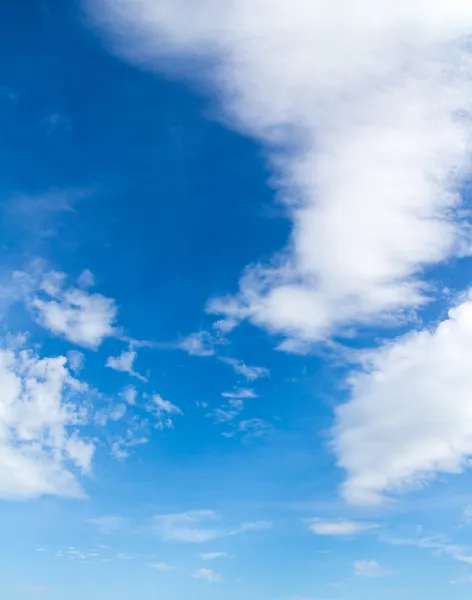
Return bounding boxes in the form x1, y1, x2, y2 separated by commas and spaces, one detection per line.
333, 291, 472, 505
88, 0, 472, 344
0, 340, 94, 499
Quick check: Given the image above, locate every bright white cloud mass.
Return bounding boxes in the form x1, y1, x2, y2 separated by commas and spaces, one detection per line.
31, 270, 117, 349
0, 340, 93, 499
91, 0, 472, 345
334, 292, 472, 506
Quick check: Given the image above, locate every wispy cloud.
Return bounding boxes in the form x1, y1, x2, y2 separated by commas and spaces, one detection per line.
353, 560, 393, 578
152, 511, 272, 543
221, 388, 257, 399
219, 357, 269, 381
308, 519, 379, 536
147, 394, 183, 430
199, 552, 229, 560
106, 349, 147, 382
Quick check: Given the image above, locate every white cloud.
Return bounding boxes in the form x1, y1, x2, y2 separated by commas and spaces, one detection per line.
89, 0, 472, 346
178, 331, 217, 357
308, 520, 378, 536
77, 269, 95, 289
386, 535, 472, 566
353, 560, 392, 578
147, 394, 183, 430
221, 388, 257, 399
0, 342, 94, 499
193, 568, 222, 582
88, 516, 127, 534
31, 270, 117, 349
219, 357, 269, 381
110, 431, 148, 461
199, 552, 229, 560
333, 292, 472, 506
94, 403, 127, 427
121, 385, 137, 405
106, 349, 147, 382
153, 511, 221, 543
67, 350, 84, 374
152, 511, 272, 543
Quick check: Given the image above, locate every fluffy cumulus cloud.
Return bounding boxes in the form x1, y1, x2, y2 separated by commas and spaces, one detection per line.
0, 340, 94, 499
89, 0, 472, 346
334, 292, 472, 505
31, 270, 117, 349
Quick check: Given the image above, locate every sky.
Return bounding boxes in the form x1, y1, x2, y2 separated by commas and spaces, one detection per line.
4, 0, 472, 598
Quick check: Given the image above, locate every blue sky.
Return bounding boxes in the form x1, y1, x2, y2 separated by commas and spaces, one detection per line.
4, 1, 472, 599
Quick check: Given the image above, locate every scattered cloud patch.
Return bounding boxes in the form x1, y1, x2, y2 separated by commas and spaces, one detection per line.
179, 331, 218, 357
106, 349, 147, 382
199, 552, 229, 560
152, 511, 272, 543
67, 350, 84, 374
219, 357, 269, 381
147, 394, 183, 430
193, 568, 223, 582
353, 560, 392, 578
121, 385, 138, 405
221, 388, 257, 400
308, 520, 379, 536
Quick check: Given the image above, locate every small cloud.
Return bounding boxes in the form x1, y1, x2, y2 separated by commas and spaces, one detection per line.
77, 269, 95, 289
193, 568, 223, 582
121, 385, 138, 405
153, 511, 220, 543
42, 112, 72, 135
179, 331, 218, 357
110, 432, 148, 461
222, 388, 257, 399
308, 520, 379, 536
88, 516, 127, 534
199, 552, 229, 560
147, 394, 183, 430
219, 357, 269, 381
67, 350, 84, 374
237, 418, 272, 438
353, 560, 393, 578
106, 349, 147, 382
